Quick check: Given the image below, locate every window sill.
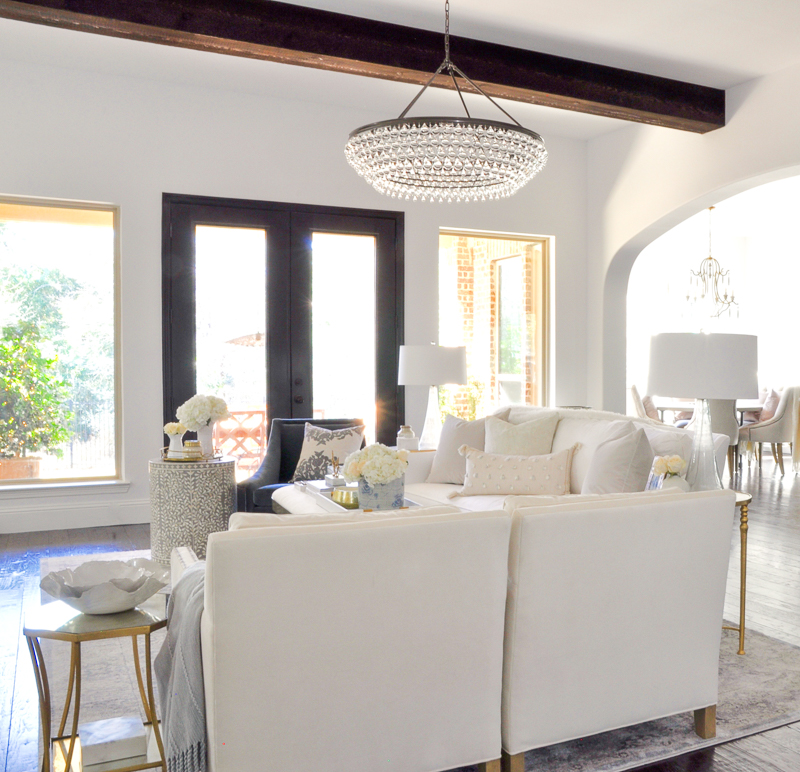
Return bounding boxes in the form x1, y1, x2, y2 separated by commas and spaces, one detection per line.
0, 480, 131, 499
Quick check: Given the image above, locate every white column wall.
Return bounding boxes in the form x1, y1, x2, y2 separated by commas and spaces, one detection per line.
0, 36, 588, 531
587, 62, 800, 412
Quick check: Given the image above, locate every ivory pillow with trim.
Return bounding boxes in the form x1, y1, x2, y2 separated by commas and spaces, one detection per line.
447, 443, 579, 498
484, 412, 558, 456
580, 422, 654, 495
426, 410, 510, 485
290, 423, 365, 482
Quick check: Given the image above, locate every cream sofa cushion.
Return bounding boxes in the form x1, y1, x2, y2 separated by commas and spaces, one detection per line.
485, 412, 558, 456
426, 410, 509, 484
580, 422, 654, 495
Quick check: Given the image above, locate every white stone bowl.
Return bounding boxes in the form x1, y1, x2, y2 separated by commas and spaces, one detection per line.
40, 558, 169, 615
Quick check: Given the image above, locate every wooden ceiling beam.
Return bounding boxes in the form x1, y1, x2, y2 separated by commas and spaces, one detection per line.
0, 0, 725, 132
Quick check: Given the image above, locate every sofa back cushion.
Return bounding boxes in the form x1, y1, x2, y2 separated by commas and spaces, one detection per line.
426, 410, 510, 484
485, 412, 558, 456
580, 422, 654, 495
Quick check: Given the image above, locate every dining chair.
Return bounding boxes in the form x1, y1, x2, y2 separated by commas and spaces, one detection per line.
739, 386, 797, 474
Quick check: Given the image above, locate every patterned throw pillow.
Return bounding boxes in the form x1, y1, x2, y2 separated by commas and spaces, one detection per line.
447, 443, 580, 498
290, 423, 365, 482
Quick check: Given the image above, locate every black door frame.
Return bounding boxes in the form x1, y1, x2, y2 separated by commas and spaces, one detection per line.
161, 193, 404, 445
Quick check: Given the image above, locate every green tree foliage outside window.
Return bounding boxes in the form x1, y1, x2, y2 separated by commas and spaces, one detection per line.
0, 322, 73, 458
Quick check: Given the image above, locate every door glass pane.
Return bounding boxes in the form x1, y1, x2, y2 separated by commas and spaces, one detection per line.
311, 232, 376, 442
195, 225, 267, 480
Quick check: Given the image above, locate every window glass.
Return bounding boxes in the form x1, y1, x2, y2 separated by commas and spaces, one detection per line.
0, 201, 117, 482
439, 231, 548, 419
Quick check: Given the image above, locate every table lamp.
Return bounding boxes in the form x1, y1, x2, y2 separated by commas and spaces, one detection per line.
647, 333, 758, 490
398, 345, 468, 450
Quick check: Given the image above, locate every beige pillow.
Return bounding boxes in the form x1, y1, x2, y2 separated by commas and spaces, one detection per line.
580, 423, 654, 495
447, 444, 579, 498
485, 413, 558, 456
290, 423, 365, 482
426, 410, 510, 485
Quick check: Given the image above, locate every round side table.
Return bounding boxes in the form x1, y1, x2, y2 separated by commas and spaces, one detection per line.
149, 457, 236, 564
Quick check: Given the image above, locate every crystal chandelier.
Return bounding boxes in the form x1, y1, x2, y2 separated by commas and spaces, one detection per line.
344, 0, 547, 203
687, 206, 738, 318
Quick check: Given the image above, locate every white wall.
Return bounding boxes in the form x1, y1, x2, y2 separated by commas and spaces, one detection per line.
587, 61, 800, 412
0, 23, 588, 531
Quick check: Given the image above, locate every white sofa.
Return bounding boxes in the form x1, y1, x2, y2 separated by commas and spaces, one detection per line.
171, 486, 735, 772
272, 406, 729, 516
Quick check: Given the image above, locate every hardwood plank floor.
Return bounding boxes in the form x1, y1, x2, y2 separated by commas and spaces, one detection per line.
0, 458, 797, 772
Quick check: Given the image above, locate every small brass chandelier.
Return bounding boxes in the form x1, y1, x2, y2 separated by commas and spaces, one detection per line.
687, 206, 738, 318
344, 0, 547, 203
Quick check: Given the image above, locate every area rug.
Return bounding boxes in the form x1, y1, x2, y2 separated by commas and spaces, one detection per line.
37, 554, 800, 772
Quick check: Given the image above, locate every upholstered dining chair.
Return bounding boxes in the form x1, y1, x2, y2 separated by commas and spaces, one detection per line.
237, 417, 365, 512
630, 384, 661, 422
739, 386, 797, 474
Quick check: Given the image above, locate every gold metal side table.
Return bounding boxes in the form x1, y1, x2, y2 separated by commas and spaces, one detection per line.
24, 595, 167, 772
723, 491, 752, 655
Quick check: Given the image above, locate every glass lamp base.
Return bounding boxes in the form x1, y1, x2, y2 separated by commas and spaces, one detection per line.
685, 398, 723, 491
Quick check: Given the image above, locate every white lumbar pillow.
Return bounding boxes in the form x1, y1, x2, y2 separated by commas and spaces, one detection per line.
580, 421, 654, 495
448, 443, 579, 498
484, 412, 559, 456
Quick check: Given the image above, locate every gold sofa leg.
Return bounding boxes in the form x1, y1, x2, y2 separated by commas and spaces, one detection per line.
694, 705, 716, 739
477, 759, 502, 772
501, 750, 525, 772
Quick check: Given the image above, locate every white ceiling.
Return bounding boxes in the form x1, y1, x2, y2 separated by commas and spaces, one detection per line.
3, 1, 800, 140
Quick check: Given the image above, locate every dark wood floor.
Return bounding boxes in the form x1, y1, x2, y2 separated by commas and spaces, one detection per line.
0, 454, 798, 772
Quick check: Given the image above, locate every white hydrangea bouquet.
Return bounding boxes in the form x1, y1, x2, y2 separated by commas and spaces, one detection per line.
176, 394, 230, 431
343, 443, 409, 510
343, 443, 408, 485
653, 455, 687, 478
163, 422, 187, 436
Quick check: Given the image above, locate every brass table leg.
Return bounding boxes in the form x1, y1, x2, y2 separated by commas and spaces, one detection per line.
723, 500, 749, 654
133, 633, 167, 771
26, 636, 52, 772
738, 501, 748, 654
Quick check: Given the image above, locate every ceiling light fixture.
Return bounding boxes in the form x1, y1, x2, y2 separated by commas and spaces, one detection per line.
344, 0, 547, 203
687, 206, 738, 318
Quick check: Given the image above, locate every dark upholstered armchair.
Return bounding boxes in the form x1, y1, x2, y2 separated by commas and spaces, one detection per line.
237, 417, 365, 512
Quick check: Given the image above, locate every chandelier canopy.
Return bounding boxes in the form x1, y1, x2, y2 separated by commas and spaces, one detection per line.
344, 1, 547, 203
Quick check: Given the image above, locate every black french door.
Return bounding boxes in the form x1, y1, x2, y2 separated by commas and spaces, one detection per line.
162, 194, 404, 445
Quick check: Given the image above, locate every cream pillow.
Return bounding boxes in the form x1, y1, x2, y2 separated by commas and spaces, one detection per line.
290, 423, 365, 482
485, 413, 558, 456
580, 423, 654, 495
426, 410, 510, 485
447, 444, 579, 498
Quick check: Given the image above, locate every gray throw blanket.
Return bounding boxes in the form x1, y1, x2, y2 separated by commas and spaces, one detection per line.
154, 560, 207, 772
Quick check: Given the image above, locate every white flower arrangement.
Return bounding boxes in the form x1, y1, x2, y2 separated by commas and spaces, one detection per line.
653, 454, 687, 477
343, 443, 409, 485
163, 422, 187, 436
175, 394, 230, 431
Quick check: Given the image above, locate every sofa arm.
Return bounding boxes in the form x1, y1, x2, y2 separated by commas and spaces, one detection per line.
170, 546, 200, 589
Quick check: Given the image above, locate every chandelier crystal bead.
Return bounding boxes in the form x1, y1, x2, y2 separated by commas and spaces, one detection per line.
344, 1, 547, 202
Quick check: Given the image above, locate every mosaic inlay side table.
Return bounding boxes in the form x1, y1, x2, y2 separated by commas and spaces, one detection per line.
149, 457, 236, 565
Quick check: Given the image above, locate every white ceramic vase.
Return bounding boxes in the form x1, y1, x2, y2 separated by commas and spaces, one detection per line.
167, 434, 184, 456
357, 476, 405, 510
662, 474, 690, 491
197, 422, 215, 457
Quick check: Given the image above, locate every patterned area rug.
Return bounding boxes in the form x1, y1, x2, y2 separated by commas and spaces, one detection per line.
37, 554, 800, 772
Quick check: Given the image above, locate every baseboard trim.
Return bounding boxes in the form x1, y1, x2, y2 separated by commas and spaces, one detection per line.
0, 499, 151, 533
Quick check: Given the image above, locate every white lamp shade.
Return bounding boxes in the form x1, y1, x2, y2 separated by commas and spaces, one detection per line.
398, 345, 468, 386
647, 333, 758, 399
